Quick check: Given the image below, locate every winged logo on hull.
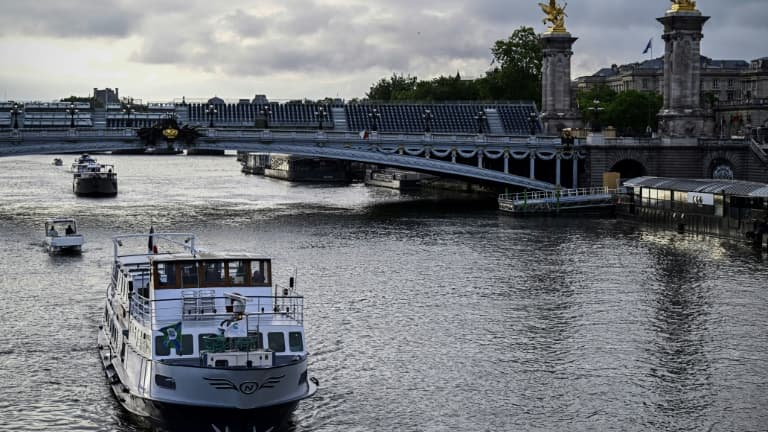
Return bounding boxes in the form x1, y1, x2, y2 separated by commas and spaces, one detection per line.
203, 375, 286, 395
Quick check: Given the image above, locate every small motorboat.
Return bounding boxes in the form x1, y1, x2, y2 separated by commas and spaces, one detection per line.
53, 158, 63, 166
44, 217, 84, 254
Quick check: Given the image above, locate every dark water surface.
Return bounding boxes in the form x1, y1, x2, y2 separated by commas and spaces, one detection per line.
0, 154, 766, 431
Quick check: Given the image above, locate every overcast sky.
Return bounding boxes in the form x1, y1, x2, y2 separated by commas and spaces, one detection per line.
0, 0, 765, 103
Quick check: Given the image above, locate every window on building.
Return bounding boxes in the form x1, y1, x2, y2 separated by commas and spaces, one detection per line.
727, 92, 734, 101
713, 79, 719, 90
642, 79, 648, 90
727, 79, 734, 89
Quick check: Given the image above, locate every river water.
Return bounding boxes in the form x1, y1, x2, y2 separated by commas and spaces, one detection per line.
0, 154, 766, 432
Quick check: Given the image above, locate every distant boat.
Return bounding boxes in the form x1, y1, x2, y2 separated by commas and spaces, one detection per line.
52, 158, 63, 166
44, 217, 84, 254
69, 154, 98, 173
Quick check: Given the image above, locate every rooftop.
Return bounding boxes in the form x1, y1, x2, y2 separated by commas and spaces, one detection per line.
623, 176, 768, 197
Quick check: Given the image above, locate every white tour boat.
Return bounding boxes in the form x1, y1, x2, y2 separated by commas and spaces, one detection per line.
73, 162, 118, 197
44, 217, 84, 254
98, 232, 317, 428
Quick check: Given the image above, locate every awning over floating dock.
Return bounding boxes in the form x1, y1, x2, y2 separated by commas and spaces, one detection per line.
623, 177, 768, 197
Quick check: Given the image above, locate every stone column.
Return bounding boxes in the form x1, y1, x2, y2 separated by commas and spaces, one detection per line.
572, 156, 579, 189
657, 6, 714, 139
540, 32, 583, 134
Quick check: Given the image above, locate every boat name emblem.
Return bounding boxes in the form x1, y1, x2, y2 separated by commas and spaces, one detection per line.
203, 375, 286, 395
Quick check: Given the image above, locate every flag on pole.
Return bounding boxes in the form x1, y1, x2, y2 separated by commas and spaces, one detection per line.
223, 319, 248, 338
642, 38, 652, 55
147, 225, 155, 253
159, 321, 183, 354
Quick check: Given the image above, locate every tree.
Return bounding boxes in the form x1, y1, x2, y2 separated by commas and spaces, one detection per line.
366, 73, 418, 101
576, 85, 663, 136
605, 91, 663, 136
480, 26, 542, 101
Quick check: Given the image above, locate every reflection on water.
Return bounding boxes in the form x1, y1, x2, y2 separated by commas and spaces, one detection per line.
0, 155, 767, 431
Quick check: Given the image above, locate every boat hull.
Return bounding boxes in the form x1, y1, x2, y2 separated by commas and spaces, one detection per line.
98, 330, 316, 431
73, 177, 118, 197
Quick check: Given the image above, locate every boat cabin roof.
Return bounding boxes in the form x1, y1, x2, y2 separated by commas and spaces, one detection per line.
46, 217, 77, 225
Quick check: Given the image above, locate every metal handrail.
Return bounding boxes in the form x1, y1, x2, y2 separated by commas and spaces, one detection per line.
131, 294, 305, 330
499, 187, 626, 204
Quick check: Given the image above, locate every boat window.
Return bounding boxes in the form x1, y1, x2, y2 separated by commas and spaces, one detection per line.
180, 262, 199, 288
267, 332, 285, 352
156, 263, 178, 289
288, 332, 303, 352
203, 261, 226, 286
154, 334, 193, 356
248, 332, 264, 350
249, 260, 271, 286
227, 260, 247, 286
199, 333, 224, 352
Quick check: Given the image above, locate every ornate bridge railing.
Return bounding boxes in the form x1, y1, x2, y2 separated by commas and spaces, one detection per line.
0, 128, 582, 191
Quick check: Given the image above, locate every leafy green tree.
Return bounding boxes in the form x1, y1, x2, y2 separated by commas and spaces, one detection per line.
577, 86, 662, 136
366, 73, 418, 101
605, 90, 663, 136
480, 26, 542, 101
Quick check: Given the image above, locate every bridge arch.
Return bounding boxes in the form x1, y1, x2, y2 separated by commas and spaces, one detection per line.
610, 158, 648, 180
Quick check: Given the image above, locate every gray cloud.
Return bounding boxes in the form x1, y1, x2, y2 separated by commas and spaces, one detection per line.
1, 0, 766, 99
0, 1, 143, 38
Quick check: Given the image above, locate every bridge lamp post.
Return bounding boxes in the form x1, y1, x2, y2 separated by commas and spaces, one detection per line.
10, 103, 23, 130
315, 106, 328, 130
123, 104, 135, 128
207, 104, 217, 128
588, 99, 604, 133
260, 106, 272, 129
66, 103, 79, 129
528, 111, 539, 136
474, 110, 487, 134
368, 108, 380, 132
422, 109, 433, 133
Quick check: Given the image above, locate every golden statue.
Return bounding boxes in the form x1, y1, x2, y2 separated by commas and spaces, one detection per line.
539, 0, 568, 33
669, 0, 698, 12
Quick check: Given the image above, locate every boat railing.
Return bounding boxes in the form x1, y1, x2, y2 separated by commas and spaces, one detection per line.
131, 294, 305, 329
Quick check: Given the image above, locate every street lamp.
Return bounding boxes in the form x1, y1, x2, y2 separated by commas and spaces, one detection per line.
474, 109, 487, 134
588, 99, 605, 133
123, 104, 135, 128
66, 103, 79, 129
528, 111, 539, 136
260, 106, 272, 129
368, 108, 381, 132
10, 102, 23, 130
315, 106, 327, 130
207, 104, 217, 128
422, 109, 433, 133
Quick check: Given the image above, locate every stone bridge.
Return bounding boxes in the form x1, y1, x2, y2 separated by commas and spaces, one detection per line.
0, 129, 591, 191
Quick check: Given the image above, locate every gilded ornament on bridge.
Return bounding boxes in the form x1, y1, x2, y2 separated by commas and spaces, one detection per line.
668, 0, 698, 13
539, 0, 568, 34
162, 128, 179, 140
